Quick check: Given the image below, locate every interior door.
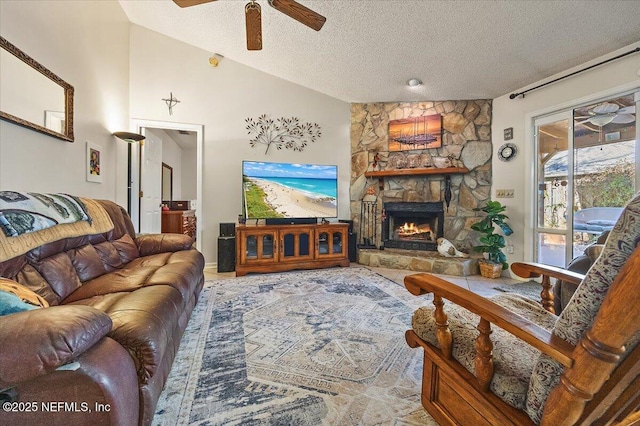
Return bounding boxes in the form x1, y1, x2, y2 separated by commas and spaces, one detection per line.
140, 130, 163, 234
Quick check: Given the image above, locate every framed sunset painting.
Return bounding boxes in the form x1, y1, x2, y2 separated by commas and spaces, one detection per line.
388, 114, 442, 151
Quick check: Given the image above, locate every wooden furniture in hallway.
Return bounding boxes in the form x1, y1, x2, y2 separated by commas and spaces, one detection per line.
161, 209, 196, 239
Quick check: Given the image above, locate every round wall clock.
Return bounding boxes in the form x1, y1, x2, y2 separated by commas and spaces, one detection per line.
498, 143, 518, 162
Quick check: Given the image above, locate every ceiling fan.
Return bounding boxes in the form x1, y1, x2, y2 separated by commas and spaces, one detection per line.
575, 102, 636, 127
173, 0, 326, 51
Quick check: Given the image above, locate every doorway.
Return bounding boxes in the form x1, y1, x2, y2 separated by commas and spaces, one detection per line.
129, 119, 204, 250
533, 91, 638, 267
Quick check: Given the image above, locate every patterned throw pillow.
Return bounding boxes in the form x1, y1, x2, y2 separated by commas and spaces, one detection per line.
0, 278, 49, 309
526, 191, 640, 424
0, 290, 39, 316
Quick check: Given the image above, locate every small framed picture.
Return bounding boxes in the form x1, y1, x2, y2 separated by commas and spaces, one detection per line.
503, 127, 513, 140
86, 142, 102, 183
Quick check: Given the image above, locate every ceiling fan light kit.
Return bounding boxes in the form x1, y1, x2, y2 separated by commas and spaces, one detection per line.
173, 0, 325, 51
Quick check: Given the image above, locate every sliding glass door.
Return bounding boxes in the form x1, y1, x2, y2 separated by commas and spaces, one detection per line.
535, 112, 572, 267
534, 92, 638, 267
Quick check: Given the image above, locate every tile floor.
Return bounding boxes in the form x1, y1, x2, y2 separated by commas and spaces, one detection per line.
203, 263, 523, 298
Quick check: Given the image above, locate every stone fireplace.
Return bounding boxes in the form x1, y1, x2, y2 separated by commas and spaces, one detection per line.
350, 100, 492, 276
383, 202, 444, 251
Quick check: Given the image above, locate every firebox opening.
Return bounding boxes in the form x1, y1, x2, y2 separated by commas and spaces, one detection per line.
394, 221, 435, 241
383, 202, 444, 251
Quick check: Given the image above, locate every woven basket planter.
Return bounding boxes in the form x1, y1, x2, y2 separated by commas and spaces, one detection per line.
479, 260, 502, 279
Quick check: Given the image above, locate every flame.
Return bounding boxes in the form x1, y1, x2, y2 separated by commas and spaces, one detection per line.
397, 222, 431, 236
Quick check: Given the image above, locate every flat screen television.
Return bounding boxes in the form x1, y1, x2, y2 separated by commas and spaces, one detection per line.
242, 161, 338, 220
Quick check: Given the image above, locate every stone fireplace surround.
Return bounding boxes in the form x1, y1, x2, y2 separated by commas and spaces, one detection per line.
350, 100, 492, 275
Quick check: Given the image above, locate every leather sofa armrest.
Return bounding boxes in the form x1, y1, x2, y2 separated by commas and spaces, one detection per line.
0, 306, 112, 389
136, 233, 194, 256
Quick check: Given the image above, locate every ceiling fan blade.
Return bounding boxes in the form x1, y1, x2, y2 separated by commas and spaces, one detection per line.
617, 106, 636, 114
173, 0, 217, 8
611, 114, 635, 124
268, 0, 326, 31
592, 102, 619, 114
587, 114, 616, 127
245, 2, 262, 51
575, 118, 593, 125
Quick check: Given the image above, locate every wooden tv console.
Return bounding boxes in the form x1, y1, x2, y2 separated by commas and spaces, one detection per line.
235, 223, 350, 276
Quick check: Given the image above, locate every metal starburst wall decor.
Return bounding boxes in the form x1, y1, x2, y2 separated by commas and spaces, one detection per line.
245, 114, 322, 154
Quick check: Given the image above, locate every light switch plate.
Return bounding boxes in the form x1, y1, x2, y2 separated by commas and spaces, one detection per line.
496, 189, 514, 198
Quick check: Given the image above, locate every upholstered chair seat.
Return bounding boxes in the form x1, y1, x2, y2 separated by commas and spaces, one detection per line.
413, 294, 557, 411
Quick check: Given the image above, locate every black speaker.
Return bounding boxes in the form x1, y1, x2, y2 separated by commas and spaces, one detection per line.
220, 222, 236, 237
339, 219, 354, 234
217, 236, 236, 272
348, 232, 357, 262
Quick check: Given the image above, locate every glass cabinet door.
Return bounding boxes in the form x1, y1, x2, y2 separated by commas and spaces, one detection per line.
262, 234, 274, 258
245, 235, 258, 259
281, 230, 312, 260
318, 232, 329, 254
314, 226, 346, 259
240, 230, 278, 263
332, 232, 343, 254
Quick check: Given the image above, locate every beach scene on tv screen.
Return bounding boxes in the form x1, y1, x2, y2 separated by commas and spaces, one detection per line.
243, 161, 338, 219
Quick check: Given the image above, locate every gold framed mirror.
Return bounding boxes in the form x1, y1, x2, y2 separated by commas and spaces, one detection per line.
0, 36, 74, 142
162, 163, 173, 201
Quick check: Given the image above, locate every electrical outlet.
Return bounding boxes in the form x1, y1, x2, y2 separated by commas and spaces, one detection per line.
506, 246, 514, 254
496, 189, 515, 198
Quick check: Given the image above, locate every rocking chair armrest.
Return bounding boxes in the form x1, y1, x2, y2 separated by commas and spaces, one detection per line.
404, 273, 575, 367
511, 262, 584, 285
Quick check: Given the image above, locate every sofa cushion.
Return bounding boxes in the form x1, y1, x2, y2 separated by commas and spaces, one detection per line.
136, 233, 194, 257
62, 249, 204, 306
67, 243, 107, 282
30, 252, 83, 301
526, 191, 640, 424
69, 285, 183, 385
93, 234, 140, 272
412, 293, 557, 411
0, 305, 112, 388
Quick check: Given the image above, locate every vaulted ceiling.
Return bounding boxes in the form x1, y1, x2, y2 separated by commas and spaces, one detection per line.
118, 0, 640, 103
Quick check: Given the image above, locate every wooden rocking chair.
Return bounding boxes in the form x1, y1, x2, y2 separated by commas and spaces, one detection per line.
404, 194, 640, 426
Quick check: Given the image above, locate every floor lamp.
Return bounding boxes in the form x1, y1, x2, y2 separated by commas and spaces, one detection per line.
112, 131, 145, 217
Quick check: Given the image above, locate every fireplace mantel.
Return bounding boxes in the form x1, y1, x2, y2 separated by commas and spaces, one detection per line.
364, 166, 469, 189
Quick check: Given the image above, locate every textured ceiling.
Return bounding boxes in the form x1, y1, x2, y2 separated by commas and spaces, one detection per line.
118, 0, 640, 103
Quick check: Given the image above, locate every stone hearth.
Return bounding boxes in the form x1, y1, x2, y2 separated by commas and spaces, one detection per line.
358, 248, 480, 277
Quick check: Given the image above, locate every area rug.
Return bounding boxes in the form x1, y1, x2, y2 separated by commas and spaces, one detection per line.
493, 280, 544, 301
153, 267, 438, 425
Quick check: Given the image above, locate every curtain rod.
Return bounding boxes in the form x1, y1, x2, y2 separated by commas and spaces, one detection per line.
509, 47, 640, 100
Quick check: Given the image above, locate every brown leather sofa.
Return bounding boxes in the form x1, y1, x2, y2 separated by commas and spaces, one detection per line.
0, 200, 205, 426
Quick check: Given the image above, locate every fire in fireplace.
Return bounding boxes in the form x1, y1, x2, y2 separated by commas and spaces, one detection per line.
394, 222, 434, 241
383, 202, 444, 251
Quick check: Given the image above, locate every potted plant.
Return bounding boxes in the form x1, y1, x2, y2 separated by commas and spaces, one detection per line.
470, 200, 513, 278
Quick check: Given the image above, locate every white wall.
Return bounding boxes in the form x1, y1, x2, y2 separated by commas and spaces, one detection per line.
0, 1, 130, 203
492, 41, 640, 270
129, 25, 351, 264
181, 148, 197, 201
154, 128, 183, 200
